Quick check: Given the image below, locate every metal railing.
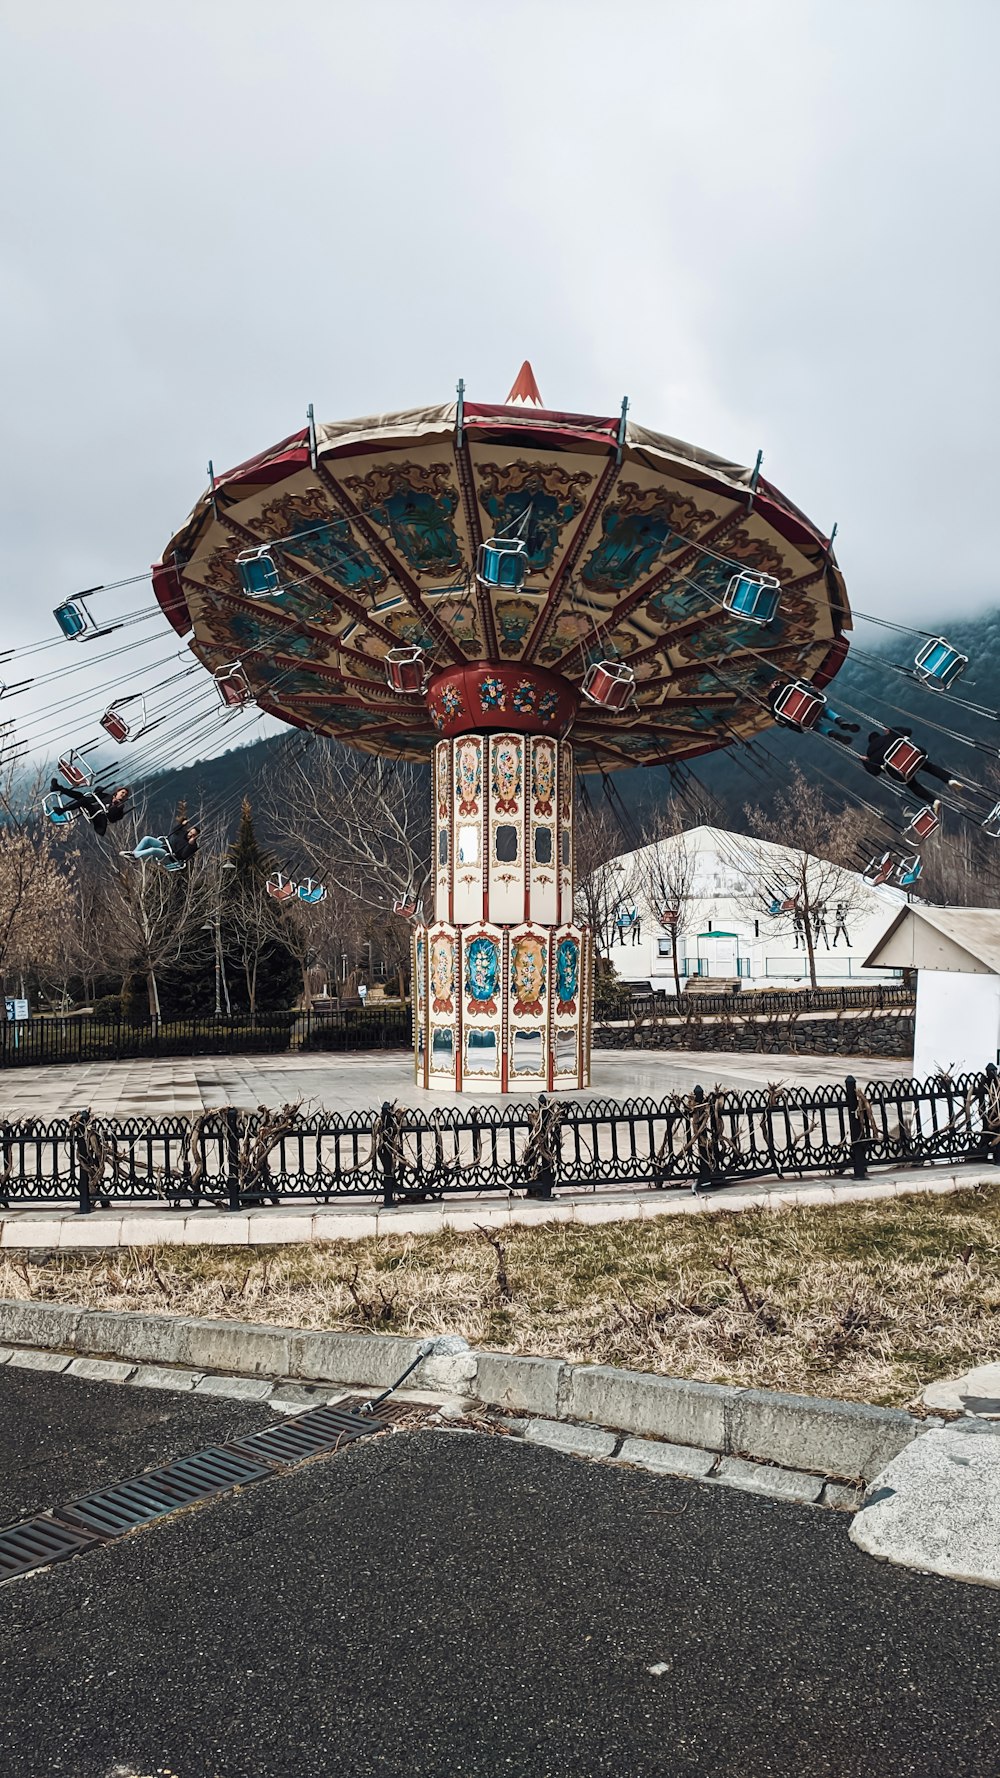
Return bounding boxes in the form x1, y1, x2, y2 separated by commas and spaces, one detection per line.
606, 983, 913, 1021
0, 1007, 411, 1068
1, 1068, 995, 1211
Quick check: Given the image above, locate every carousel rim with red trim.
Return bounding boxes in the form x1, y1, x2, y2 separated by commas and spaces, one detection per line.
151, 364, 851, 772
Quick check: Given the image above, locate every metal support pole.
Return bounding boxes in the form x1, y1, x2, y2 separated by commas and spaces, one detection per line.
379, 1100, 398, 1207
975, 1052, 989, 1166
74, 1110, 93, 1215
845, 1075, 869, 1179
225, 1105, 242, 1211
534, 1094, 555, 1200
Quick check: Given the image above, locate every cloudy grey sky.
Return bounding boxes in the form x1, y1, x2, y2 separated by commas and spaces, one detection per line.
2, 0, 998, 766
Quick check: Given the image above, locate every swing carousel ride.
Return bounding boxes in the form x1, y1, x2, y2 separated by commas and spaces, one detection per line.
143, 364, 852, 1092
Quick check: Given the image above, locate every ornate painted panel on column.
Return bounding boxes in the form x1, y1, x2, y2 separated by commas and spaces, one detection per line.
452, 735, 485, 925
580, 928, 593, 1087
552, 923, 583, 1083
489, 733, 525, 926
461, 921, 503, 1085
508, 922, 548, 1085
434, 742, 451, 922
529, 736, 558, 925
413, 927, 428, 1087
427, 922, 458, 1083
558, 741, 574, 923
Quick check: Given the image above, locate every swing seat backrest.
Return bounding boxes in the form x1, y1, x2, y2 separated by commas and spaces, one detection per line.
773, 682, 825, 730
883, 737, 926, 782
905, 807, 940, 841
385, 646, 427, 695
57, 754, 93, 789
581, 661, 635, 710
100, 710, 130, 742
914, 637, 968, 690
236, 548, 281, 597
476, 538, 528, 590
53, 600, 89, 639
723, 572, 781, 626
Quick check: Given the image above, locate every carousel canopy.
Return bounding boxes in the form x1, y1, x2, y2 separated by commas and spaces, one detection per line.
152, 369, 850, 770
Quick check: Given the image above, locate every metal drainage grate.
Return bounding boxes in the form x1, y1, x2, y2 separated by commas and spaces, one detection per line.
55, 1445, 277, 1538
228, 1403, 389, 1468
0, 1515, 96, 1582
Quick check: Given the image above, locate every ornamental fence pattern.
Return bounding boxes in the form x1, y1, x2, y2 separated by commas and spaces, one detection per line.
1, 1068, 995, 1212
614, 984, 913, 1020
0, 1008, 411, 1068
0, 987, 913, 1070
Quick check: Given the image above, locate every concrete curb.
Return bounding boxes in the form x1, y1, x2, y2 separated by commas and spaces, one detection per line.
0, 1299, 940, 1489
0, 1165, 991, 1248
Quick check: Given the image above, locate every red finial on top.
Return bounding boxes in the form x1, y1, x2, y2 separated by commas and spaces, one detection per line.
505, 361, 543, 407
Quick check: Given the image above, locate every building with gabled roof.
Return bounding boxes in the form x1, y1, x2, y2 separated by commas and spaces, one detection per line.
864, 904, 1000, 1075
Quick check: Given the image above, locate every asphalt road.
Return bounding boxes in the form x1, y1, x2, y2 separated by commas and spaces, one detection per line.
2, 1370, 999, 1778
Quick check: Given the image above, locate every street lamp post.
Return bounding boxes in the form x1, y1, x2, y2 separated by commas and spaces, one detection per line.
203, 864, 235, 1020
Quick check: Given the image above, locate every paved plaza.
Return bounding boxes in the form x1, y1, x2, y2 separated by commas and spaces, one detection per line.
0, 1046, 911, 1118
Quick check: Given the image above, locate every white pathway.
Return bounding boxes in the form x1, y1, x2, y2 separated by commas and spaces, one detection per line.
0, 1047, 911, 1118
0, 1163, 987, 1249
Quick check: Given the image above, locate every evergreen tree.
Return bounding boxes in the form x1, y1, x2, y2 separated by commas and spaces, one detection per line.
223, 799, 300, 1014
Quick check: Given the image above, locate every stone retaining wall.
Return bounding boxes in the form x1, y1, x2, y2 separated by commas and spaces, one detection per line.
595, 1011, 914, 1057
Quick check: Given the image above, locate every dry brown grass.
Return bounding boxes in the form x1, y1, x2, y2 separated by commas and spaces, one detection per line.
4, 1185, 1000, 1406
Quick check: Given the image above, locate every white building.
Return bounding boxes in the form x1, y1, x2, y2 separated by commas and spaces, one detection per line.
595, 825, 905, 990
864, 904, 1000, 1076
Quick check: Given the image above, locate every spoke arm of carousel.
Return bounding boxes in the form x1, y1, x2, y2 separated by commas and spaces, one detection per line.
314, 461, 468, 666
210, 509, 413, 656
522, 454, 624, 663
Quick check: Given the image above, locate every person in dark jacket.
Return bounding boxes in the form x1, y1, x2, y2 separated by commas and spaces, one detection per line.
124, 823, 199, 865
863, 727, 964, 807
50, 779, 130, 837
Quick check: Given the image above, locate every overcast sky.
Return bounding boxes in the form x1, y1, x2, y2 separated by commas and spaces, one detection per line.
2, 0, 998, 767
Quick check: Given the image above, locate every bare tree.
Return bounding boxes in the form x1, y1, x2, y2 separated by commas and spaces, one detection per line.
96, 798, 211, 1021
265, 741, 431, 919
632, 808, 697, 995
574, 799, 642, 960
0, 766, 76, 1000
741, 768, 870, 988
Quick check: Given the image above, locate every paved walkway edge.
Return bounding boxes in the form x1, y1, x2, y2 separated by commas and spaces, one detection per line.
0, 1299, 945, 1493
0, 1165, 991, 1248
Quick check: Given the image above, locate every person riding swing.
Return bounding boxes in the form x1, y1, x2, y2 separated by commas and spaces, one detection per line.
49, 777, 130, 837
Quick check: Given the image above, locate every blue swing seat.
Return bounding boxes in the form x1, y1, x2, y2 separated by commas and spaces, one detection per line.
895, 856, 923, 888
476, 538, 529, 591
914, 637, 968, 690
297, 880, 326, 905
723, 571, 781, 626
54, 599, 90, 639
43, 794, 77, 826
237, 547, 281, 597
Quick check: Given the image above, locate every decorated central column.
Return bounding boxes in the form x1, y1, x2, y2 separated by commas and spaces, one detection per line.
411, 663, 592, 1093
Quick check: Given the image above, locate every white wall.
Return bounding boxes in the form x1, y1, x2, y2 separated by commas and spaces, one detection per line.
913, 971, 1000, 1077
606, 829, 903, 987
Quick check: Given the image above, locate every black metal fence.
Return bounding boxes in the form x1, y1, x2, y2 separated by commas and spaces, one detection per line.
617, 983, 913, 1020
0, 1007, 411, 1068
1, 1068, 995, 1212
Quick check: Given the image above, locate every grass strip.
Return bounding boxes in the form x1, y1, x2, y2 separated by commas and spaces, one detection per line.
3, 1185, 999, 1407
